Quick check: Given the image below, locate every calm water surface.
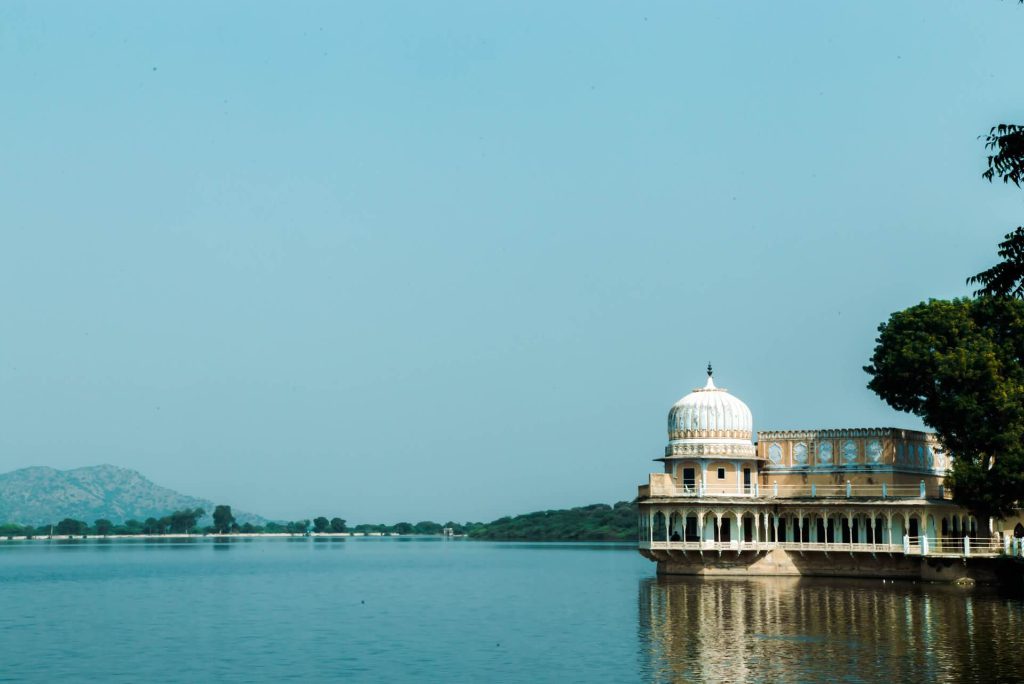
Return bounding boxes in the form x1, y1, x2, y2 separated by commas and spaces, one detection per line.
1, 538, 1022, 683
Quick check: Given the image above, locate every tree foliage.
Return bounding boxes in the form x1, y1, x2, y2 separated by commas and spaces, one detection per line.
967, 227, 1024, 299
983, 124, 1024, 187
468, 502, 637, 541
865, 297, 1024, 518
285, 519, 310, 534
212, 505, 236, 534
55, 518, 88, 536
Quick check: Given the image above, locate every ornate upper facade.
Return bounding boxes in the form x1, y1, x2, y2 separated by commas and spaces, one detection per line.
649, 368, 951, 497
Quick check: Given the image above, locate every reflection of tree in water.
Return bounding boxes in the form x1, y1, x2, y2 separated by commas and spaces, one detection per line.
638, 576, 1024, 683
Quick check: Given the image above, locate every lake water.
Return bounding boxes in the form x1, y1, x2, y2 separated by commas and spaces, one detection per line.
1, 538, 1023, 683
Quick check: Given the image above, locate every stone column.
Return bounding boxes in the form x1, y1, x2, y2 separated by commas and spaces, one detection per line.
735, 461, 743, 496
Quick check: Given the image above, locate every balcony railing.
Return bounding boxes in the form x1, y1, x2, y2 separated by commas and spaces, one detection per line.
652, 481, 953, 500
638, 535, 1008, 558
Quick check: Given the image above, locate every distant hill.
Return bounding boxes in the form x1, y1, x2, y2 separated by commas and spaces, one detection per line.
0, 465, 265, 526
468, 501, 637, 541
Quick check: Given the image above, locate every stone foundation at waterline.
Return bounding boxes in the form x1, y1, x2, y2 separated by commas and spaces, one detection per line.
642, 548, 1014, 583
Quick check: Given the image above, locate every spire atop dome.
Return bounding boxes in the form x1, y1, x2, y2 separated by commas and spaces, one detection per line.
701, 363, 717, 390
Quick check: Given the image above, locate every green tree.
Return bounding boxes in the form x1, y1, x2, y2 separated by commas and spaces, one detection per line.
0, 523, 25, 538
983, 124, 1024, 187
312, 517, 330, 533
55, 518, 88, 536
967, 227, 1024, 299
286, 520, 309, 534
165, 508, 204, 534
93, 519, 114, 536
413, 521, 442, 535
865, 297, 1024, 521
329, 517, 347, 533
212, 505, 236, 534
969, 123, 1024, 298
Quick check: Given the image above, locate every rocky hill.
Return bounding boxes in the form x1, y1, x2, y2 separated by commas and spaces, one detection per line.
0, 465, 265, 526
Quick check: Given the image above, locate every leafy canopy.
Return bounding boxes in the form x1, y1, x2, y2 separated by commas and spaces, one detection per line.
212, 505, 236, 534
865, 297, 1024, 517
967, 227, 1024, 299
983, 124, 1024, 187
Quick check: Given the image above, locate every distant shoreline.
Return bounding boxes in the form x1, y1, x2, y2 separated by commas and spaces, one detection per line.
0, 532, 464, 542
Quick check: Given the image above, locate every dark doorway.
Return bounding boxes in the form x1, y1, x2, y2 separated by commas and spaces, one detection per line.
685, 516, 699, 542
743, 468, 751, 494
682, 468, 696, 490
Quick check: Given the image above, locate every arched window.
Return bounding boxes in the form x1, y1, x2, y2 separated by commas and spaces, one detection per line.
653, 512, 666, 539
1014, 523, 1024, 539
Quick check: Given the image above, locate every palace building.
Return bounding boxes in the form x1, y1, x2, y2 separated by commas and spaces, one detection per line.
636, 366, 1024, 581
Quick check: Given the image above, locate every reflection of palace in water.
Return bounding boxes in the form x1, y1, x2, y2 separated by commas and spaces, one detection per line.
637, 367, 1024, 580
638, 576, 1024, 683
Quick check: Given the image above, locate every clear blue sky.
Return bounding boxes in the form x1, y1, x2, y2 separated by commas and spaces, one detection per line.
1, 2, 1022, 523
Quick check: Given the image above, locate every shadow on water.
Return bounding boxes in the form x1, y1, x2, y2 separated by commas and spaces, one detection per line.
638, 575, 1024, 683
483, 541, 636, 552
311, 536, 346, 547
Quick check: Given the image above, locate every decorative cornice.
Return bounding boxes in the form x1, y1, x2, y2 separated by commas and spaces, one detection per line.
760, 464, 948, 474
757, 427, 939, 442
669, 429, 753, 441
664, 442, 757, 458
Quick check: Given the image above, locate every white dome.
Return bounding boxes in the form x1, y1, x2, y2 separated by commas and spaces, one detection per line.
665, 370, 755, 458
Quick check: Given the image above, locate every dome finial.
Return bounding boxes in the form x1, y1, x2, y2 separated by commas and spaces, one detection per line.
703, 363, 716, 390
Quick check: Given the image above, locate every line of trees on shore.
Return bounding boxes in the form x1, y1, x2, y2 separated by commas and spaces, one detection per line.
0, 502, 638, 541
466, 502, 636, 541
0, 505, 327, 539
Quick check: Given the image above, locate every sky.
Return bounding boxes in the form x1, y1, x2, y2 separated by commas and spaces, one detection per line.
1, 2, 1022, 523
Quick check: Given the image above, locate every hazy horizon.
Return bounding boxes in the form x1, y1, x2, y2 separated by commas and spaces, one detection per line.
3, 2, 1022, 522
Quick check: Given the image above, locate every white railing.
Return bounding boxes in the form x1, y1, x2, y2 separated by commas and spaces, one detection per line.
763, 482, 939, 499
639, 535, 1006, 558
663, 484, 759, 498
